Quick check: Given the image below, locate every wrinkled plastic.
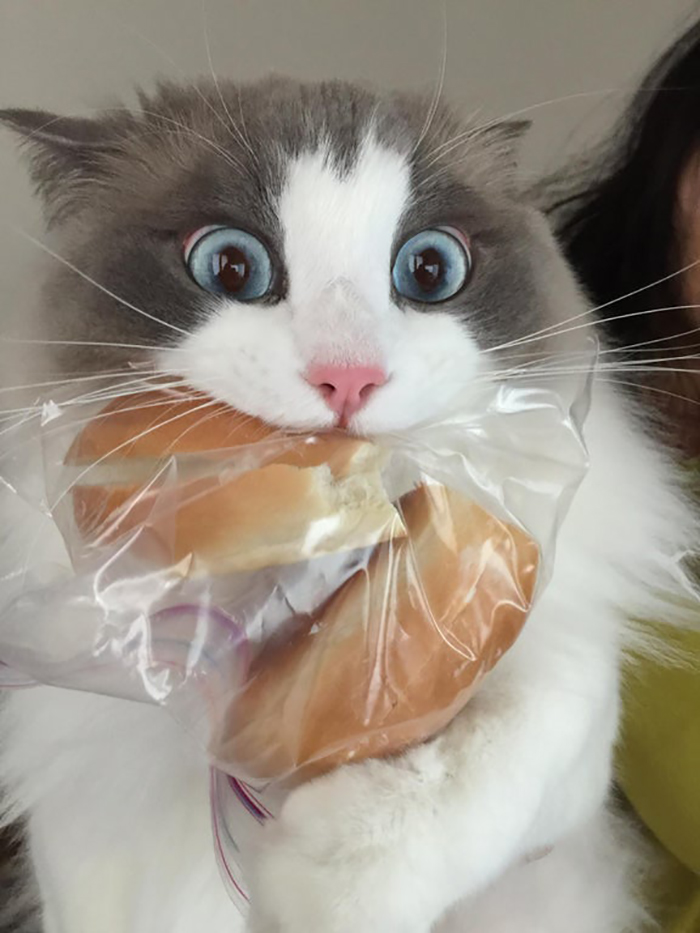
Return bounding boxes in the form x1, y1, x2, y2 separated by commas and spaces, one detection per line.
0, 350, 594, 910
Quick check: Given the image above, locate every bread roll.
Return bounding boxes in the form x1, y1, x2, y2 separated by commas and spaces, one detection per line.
66, 389, 405, 573
213, 483, 539, 782
67, 389, 539, 783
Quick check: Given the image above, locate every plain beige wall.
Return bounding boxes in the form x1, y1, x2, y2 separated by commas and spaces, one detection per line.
0, 0, 698, 364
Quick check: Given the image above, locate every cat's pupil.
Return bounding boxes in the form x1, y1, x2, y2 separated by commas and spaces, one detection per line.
216, 246, 250, 293
410, 247, 444, 292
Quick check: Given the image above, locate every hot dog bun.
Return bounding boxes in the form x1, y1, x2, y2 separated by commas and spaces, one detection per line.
66, 389, 405, 573
67, 389, 539, 782
213, 483, 539, 781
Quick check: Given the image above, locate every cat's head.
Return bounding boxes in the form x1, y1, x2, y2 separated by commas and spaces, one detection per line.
1, 77, 583, 433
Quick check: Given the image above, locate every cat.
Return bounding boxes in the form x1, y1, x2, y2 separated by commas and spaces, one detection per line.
0, 77, 693, 933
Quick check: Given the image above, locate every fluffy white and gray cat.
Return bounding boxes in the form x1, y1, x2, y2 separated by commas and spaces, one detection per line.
0, 78, 693, 933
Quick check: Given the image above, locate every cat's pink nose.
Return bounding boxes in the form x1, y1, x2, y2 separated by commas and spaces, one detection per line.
306, 363, 387, 421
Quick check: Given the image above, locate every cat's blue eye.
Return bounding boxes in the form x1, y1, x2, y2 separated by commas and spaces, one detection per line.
392, 228, 472, 303
184, 226, 273, 301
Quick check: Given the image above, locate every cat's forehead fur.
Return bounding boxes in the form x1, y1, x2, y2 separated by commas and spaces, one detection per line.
12, 76, 527, 232
2, 76, 564, 393
126, 77, 515, 177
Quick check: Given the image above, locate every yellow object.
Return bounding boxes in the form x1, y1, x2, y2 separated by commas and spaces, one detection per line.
618, 624, 700, 930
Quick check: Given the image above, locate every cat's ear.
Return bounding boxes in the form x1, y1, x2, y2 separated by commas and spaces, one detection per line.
0, 108, 120, 224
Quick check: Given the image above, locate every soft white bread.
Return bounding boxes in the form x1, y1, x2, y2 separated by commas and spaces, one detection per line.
66, 389, 405, 574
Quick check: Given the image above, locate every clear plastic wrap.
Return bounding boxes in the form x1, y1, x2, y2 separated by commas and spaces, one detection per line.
0, 352, 594, 910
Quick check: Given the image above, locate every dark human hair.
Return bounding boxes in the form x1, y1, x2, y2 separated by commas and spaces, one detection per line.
552, 17, 700, 317
547, 17, 700, 452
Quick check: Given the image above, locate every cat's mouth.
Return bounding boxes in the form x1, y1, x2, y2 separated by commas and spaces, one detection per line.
335, 413, 354, 433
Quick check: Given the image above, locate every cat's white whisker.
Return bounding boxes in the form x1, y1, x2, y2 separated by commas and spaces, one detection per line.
485, 299, 700, 355
597, 325, 700, 357
498, 276, 698, 362
88, 9, 252, 173
601, 341, 700, 356
48, 398, 223, 512
598, 377, 700, 408
9, 228, 193, 338
200, 0, 259, 165
608, 349, 700, 366
0, 390, 208, 452
0, 370, 151, 397
0, 335, 186, 353
411, 2, 449, 157
591, 261, 700, 314
0, 373, 187, 416
0, 389, 192, 455
128, 110, 247, 174
421, 89, 619, 175
0, 382, 142, 419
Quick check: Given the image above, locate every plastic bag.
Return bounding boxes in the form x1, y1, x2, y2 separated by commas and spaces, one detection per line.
0, 349, 594, 909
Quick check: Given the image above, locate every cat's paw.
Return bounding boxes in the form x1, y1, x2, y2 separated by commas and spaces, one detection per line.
246, 760, 448, 933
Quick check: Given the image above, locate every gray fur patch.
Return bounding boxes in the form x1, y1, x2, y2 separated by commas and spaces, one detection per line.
1, 76, 542, 369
